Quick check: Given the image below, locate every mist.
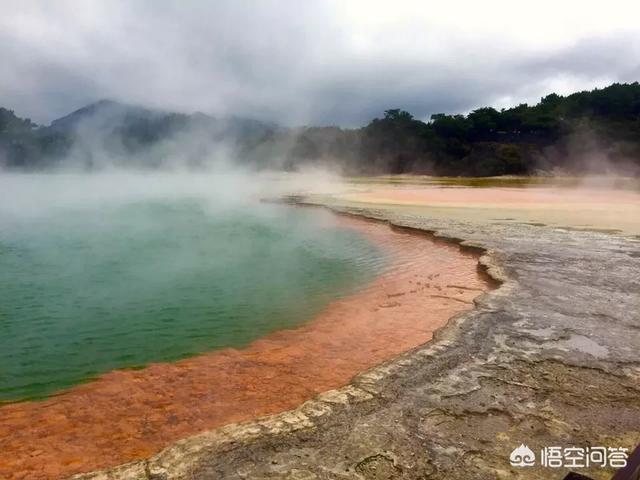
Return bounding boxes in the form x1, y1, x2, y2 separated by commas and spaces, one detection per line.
536, 122, 640, 178
0, 169, 348, 224
0, 95, 350, 221
1, 0, 639, 202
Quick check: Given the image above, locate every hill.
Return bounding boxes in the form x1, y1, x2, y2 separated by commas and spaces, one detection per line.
279, 82, 640, 175
0, 100, 276, 169
2, 82, 640, 174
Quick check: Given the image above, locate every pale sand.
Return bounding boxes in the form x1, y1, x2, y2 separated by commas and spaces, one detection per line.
334, 184, 640, 235
0, 212, 489, 480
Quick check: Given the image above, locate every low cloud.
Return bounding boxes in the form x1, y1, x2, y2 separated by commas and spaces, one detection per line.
1, 0, 639, 126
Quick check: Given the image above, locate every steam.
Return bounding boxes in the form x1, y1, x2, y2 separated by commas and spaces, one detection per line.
0, 94, 351, 228
0, 169, 346, 223
537, 121, 640, 182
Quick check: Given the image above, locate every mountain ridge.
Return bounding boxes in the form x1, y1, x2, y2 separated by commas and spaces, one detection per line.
1, 82, 640, 175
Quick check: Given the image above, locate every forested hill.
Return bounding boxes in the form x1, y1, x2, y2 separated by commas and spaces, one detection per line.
2, 82, 640, 175
354, 82, 640, 175
0, 100, 276, 169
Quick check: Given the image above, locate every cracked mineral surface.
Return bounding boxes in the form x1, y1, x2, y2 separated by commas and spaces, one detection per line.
71, 194, 640, 480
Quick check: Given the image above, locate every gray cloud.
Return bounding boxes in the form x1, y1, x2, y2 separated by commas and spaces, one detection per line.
1, 0, 639, 126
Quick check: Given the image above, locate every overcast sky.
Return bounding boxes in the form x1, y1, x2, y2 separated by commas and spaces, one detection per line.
2, 0, 640, 126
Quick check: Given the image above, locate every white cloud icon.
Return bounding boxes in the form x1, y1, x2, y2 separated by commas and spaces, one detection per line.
510, 444, 536, 467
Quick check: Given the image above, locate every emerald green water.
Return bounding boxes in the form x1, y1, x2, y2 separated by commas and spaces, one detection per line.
0, 182, 385, 402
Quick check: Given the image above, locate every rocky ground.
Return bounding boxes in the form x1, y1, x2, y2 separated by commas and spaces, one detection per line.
73, 201, 640, 480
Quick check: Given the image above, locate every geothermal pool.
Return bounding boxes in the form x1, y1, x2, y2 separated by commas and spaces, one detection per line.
0, 196, 385, 401
0, 174, 488, 480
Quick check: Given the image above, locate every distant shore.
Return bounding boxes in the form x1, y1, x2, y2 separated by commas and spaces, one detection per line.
324, 175, 640, 236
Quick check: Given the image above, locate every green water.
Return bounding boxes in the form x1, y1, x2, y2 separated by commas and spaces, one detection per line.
0, 197, 385, 402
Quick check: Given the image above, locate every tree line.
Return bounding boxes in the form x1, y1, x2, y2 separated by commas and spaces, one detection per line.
2, 82, 640, 175
278, 82, 640, 175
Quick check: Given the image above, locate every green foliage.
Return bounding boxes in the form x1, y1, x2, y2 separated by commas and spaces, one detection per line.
2, 82, 640, 175
0, 108, 36, 135
346, 82, 640, 175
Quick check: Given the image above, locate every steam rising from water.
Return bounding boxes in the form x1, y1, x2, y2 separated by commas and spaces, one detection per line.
0, 169, 346, 218
0, 171, 382, 401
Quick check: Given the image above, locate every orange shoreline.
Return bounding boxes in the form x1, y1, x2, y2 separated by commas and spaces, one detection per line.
0, 213, 489, 480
